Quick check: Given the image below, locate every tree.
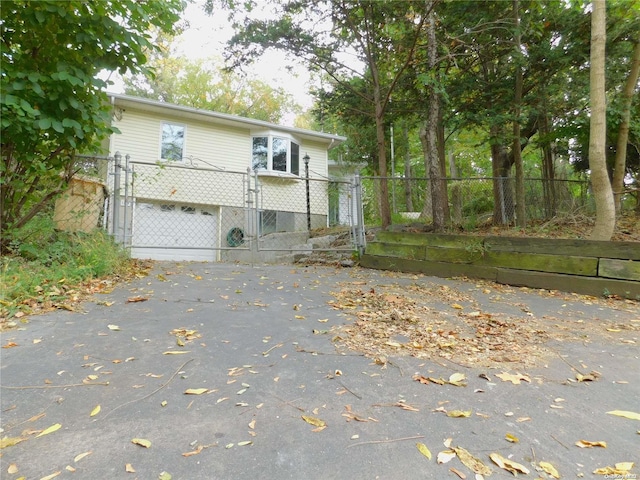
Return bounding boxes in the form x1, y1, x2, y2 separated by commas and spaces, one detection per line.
588, 0, 616, 240
1, 0, 184, 253
213, 0, 433, 229
419, 0, 446, 231
512, 0, 526, 227
612, 33, 640, 214
122, 35, 297, 123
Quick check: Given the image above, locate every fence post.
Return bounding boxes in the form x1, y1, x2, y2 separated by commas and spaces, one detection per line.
353, 172, 366, 255
112, 151, 122, 242
304, 153, 311, 231
122, 154, 131, 246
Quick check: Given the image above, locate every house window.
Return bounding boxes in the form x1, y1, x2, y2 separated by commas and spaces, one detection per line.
252, 134, 301, 175
161, 122, 185, 161
252, 137, 268, 170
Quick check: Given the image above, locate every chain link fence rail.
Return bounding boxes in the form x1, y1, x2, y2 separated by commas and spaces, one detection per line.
360, 176, 628, 228
92, 157, 361, 262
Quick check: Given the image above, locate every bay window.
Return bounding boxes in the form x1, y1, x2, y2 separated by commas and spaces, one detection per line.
252, 134, 301, 175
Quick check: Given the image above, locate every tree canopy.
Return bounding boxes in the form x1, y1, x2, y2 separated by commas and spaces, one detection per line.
1, 0, 185, 252
122, 35, 298, 123
214, 0, 640, 237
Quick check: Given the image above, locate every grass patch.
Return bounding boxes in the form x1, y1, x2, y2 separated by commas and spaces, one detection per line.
1, 215, 132, 320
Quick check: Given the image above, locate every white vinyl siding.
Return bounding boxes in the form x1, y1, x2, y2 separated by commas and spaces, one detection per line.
111, 109, 251, 172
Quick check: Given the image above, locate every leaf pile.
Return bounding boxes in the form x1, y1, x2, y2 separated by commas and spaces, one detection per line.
329, 279, 639, 368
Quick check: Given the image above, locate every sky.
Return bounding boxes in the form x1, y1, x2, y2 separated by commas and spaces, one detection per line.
108, 1, 314, 124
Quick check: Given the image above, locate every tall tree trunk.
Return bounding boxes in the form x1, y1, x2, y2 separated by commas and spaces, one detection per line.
437, 108, 450, 222
513, 0, 526, 227
612, 35, 640, 215
491, 126, 515, 224
588, 0, 615, 240
372, 80, 391, 229
420, 2, 445, 231
539, 97, 557, 217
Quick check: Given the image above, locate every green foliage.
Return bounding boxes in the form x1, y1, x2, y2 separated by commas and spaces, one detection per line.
122, 37, 297, 123
0, 215, 130, 318
1, 0, 184, 253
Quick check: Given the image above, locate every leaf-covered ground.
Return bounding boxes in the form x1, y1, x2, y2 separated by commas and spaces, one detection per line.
328, 273, 639, 369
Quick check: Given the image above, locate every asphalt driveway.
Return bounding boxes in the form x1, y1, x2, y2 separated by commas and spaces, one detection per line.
1, 262, 638, 479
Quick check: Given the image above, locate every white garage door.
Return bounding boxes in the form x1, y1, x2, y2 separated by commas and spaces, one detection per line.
131, 201, 219, 261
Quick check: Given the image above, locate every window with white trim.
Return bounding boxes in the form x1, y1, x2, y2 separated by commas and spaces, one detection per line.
252, 134, 301, 175
161, 122, 185, 161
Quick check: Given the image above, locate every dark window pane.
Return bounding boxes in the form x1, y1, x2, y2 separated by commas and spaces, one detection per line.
291, 142, 300, 176
272, 137, 287, 172
252, 137, 268, 170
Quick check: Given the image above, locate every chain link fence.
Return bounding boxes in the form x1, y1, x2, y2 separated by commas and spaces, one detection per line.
360, 176, 633, 228
49, 154, 362, 261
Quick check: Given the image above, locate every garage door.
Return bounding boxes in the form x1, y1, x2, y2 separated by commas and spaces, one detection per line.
131, 201, 219, 261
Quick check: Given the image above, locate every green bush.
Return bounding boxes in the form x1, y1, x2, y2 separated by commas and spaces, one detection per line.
1, 215, 130, 318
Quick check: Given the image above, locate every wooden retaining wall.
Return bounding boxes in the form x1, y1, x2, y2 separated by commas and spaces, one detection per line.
360, 232, 640, 299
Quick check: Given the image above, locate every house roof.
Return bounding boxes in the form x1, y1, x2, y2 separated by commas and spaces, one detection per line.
108, 93, 346, 148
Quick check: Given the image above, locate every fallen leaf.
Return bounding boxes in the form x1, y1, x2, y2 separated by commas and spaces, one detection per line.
450, 467, 467, 479
107, 324, 121, 331
90, 405, 101, 417
437, 450, 456, 464
36, 423, 62, 438
593, 462, 635, 475
66, 465, 76, 472
238, 441, 252, 446
447, 410, 472, 418
539, 461, 560, 478
490, 452, 530, 475
576, 440, 607, 448
452, 447, 491, 475
495, 372, 530, 384
182, 445, 204, 457
576, 371, 600, 382
40, 471, 61, 480
416, 442, 432, 460
126, 296, 148, 303
158, 472, 172, 480
505, 433, 519, 443
131, 438, 151, 448
606, 410, 640, 421
7, 463, 18, 474
162, 351, 190, 355
448, 373, 467, 386
301, 415, 326, 428
184, 388, 209, 395
0, 436, 25, 449
2, 342, 18, 349
74, 451, 92, 462
125, 463, 136, 473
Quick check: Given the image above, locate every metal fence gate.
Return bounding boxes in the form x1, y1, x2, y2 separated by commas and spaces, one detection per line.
102, 154, 364, 262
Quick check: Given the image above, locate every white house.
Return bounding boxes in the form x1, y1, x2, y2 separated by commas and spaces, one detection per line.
104, 94, 347, 261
